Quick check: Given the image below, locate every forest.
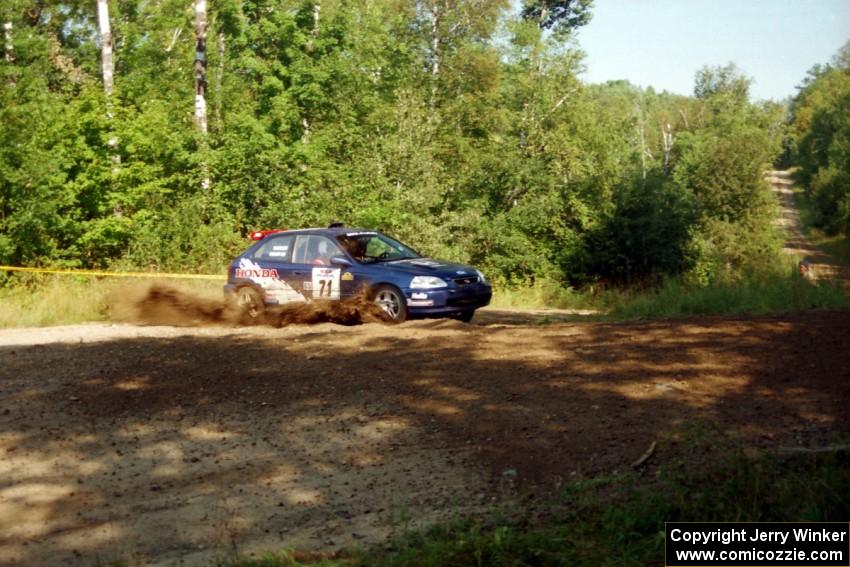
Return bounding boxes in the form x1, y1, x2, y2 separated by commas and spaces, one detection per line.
0, 0, 847, 290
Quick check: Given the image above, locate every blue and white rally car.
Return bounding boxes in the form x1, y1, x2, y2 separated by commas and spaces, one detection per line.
224, 224, 492, 322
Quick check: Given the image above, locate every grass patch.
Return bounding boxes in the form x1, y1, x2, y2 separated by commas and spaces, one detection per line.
792, 185, 850, 265
813, 233, 850, 267
227, 448, 850, 567
605, 263, 850, 320
489, 278, 600, 311
491, 264, 850, 320
3, 263, 847, 329
0, 274, 225, 327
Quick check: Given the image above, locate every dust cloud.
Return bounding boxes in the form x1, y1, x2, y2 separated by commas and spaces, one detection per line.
110, 283, 390, 327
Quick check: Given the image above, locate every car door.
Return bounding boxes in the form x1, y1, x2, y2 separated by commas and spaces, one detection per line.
239, 234, 306, 304
290, 234, 343, 301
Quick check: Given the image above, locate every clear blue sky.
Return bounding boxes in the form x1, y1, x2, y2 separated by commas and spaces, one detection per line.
574, 0, 850, 101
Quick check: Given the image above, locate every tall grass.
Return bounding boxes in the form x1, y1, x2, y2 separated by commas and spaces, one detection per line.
490, 262, 849, 320
0, 274, 225, 328
362, 452, 850, 567
1, 262, 846, 328
489, 278, 599, 311
605, 263, 850, 320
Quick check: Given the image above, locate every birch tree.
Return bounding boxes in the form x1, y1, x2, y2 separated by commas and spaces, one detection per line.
96, 0, 113, 96
3, 21, 12, 63
194, 0, 208, 135
194, 0, 211, 190
417, 0, 505, 111
95, 0, 122, 178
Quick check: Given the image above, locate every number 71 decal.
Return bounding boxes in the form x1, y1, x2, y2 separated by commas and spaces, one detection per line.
311, 267, 340, 300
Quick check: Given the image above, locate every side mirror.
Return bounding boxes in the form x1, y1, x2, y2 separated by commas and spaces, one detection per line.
330, 256, 352, 268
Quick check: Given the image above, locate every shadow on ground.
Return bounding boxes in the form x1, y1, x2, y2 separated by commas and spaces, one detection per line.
1, 310, 849, 565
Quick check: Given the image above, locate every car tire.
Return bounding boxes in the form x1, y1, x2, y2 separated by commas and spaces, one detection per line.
451, 309, 475, 323
236, 286, 264, 321
373, 285, 408, 323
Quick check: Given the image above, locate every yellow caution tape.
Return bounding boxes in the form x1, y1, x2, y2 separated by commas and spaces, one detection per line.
0, 265, 223, 280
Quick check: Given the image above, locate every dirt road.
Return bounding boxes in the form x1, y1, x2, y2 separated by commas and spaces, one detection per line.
1, 172, 848, 565
1, 310, 849, 566
769, 170, 850, 287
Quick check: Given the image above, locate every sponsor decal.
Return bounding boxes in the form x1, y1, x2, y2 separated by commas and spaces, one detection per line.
345, 231, 378, 237
272, 245, 289, 250
456, 270, 467, 275
407, 299, 434, 307
303, 281, 313, 290
268, 251, 288, 257
312, 267, 340, 299
341, 271, 354, 281
236, 258, 305, 304
235, 267, 279, 278
411, 292, 428, 300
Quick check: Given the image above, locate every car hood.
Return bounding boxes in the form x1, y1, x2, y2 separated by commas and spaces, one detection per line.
380, 258, 480, 279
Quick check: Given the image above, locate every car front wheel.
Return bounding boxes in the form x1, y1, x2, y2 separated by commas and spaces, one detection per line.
373, 285, 408, 323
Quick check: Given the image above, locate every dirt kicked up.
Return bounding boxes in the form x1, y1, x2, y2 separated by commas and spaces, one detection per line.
1, 309, 849, 566
114, 284, 391, 327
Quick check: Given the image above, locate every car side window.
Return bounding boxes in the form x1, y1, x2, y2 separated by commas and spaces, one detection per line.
365, 238, 393, 258
292, 235, 342, 265
253, 235, 294, 262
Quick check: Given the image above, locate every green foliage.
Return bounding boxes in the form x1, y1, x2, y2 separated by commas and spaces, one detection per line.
794, 186, 850, 266
606, 264, 850, 320
0, 0, 789, 293
520, 0, 594, 39
789, 41, 850, 238
585, 173, 697, 283
118, 196, 242, 274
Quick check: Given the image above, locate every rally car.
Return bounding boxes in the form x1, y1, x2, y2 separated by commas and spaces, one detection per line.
224, 224, 492, 322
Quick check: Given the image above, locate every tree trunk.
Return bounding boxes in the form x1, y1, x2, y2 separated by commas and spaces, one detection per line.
96, 0, 113, 96
661, 123, 673, 172
194, 0, 210, 190
302, 1, 320, 142
428, 2, 441, 112
635, 101, 647, 179
3, 21, 12, 63
537, 1, 549, 28
214, 29, 224, 129
96, 0, 120, 183
194, 0, 208, 135
306, 1, 320, 51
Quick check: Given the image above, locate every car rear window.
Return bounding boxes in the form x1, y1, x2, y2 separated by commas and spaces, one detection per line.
253, 234, 294, 261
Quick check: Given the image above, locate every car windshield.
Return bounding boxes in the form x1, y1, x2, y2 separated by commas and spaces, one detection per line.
336, 232, 420, 264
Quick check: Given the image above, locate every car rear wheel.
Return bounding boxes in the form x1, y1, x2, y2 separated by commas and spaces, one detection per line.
373, 285, 407, 323
236, 286, 264, 321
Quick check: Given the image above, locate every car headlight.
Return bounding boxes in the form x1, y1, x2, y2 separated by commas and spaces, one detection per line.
476, 269, 488, 283
410, 276, 447, 289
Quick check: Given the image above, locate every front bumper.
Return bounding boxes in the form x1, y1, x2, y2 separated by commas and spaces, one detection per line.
404, 283, 492, 315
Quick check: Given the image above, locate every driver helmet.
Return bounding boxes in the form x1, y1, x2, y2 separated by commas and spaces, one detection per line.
318, 239, 330, 257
